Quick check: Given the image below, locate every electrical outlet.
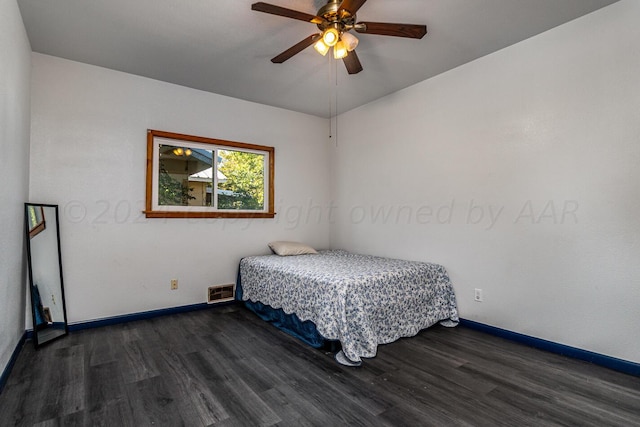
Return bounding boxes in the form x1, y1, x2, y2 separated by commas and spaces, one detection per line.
474, 288, 483, 302
171, 279, 178, 290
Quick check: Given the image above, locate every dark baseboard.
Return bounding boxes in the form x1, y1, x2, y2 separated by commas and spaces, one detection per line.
0, 332, 27, 395
460, 318, 640, 377
68, 301, 235, 332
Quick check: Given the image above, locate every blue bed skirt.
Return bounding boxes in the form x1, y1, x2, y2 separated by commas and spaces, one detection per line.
236, 269, 337, 350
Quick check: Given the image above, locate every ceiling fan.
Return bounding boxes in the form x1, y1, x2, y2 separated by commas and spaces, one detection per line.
251, 0, 427, 75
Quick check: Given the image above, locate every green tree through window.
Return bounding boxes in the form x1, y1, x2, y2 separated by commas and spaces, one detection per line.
158, 167, 195, 206
218, 150, 264, 210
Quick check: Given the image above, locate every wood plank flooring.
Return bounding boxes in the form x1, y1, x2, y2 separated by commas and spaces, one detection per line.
1, 304, 639, 426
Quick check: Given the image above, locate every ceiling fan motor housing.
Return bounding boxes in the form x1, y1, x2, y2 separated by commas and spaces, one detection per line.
317, 0, 357, 33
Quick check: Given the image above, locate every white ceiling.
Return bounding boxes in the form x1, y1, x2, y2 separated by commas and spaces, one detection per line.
18, 0, 618, 118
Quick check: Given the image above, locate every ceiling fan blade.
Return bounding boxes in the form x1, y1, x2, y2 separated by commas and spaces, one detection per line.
251, 2, 324, 24
343, 50, 363, 75
271, 34, 319, 63
355, 22, 427, 39
338, 0, 368, 15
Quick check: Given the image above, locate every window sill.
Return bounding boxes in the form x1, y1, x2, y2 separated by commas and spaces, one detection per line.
143, 211, 276, 219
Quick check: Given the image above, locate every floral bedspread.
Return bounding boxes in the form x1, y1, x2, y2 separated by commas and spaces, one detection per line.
239, 250, 459, 363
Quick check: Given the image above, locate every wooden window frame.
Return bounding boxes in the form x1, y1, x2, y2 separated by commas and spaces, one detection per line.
145, 129, 275, 219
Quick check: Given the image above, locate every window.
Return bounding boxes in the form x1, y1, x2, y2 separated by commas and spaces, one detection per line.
145, 130, 275, 218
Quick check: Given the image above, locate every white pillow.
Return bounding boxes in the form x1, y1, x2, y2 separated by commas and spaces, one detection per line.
268, 241, 318, 256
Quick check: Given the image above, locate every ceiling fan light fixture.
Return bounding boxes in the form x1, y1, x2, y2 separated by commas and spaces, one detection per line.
322, 27, 339, 47
341, 31, 359, 51
250, 1, 427, 75
333, 40, 348, 59
314, 38, 330, 56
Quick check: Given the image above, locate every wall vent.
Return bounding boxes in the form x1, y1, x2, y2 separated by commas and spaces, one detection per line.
208, 284, 235, 304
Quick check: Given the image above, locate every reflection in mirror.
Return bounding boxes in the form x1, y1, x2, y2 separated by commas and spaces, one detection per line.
25, 203, 68, 348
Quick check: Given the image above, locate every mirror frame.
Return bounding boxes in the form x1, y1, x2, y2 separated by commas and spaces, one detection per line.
25, 203, 69, 348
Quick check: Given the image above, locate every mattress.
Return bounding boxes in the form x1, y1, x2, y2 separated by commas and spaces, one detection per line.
239, 250, 459, 363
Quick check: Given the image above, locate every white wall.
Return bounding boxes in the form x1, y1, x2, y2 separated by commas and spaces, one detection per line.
30, 54, 331, 323
331, 0, 640, 364
0, 0, 31, 375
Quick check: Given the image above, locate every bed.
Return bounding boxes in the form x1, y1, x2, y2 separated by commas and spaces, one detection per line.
237, 249, 459, 365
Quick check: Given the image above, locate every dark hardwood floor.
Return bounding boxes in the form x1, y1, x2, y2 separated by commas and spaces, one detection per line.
1, 304, 639, 426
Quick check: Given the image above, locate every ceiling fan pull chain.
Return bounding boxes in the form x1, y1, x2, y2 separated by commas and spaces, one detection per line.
333, 56, 339, 147
328, 53, 333, 139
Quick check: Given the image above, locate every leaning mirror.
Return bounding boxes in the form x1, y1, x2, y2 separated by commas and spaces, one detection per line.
25, 203, 69, 347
